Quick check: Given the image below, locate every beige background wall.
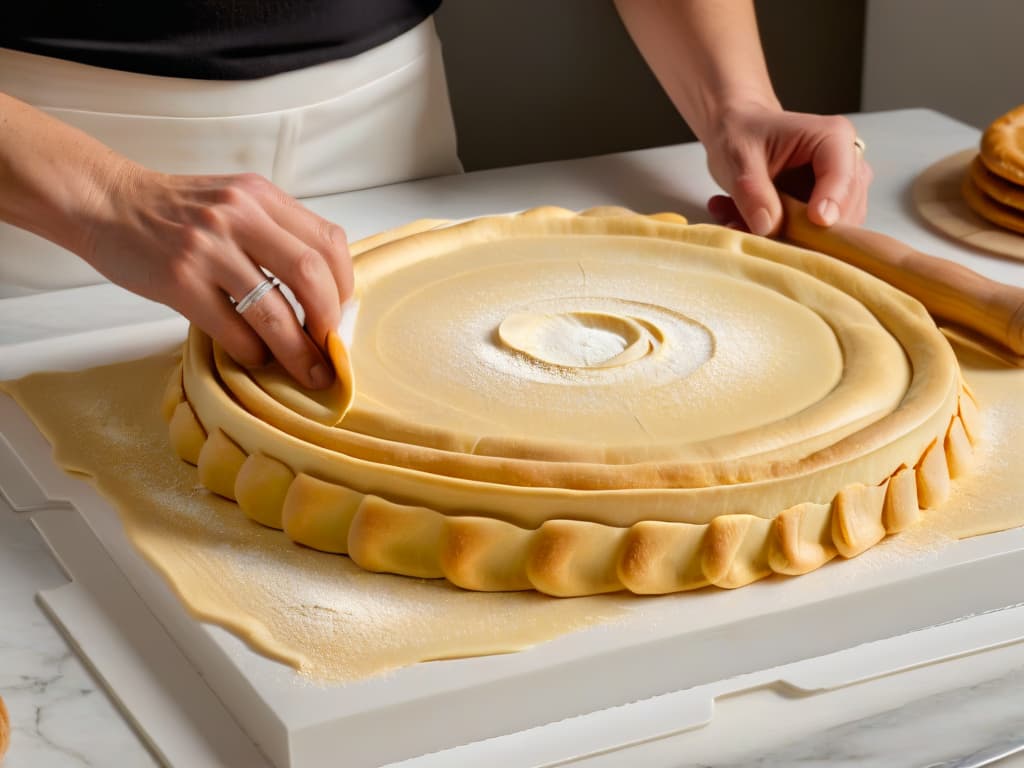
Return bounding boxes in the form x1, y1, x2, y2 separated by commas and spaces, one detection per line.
862, 0, 1023, 130
434, 0, 866, 171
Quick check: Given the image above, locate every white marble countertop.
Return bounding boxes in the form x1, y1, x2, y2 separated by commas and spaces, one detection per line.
3, 108, 1024, 768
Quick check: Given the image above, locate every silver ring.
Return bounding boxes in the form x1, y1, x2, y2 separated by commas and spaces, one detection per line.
853, 136, 867, 155
234, 277, 279, 314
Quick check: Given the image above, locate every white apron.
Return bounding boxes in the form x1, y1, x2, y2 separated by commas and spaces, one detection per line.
0, 18, 461, 297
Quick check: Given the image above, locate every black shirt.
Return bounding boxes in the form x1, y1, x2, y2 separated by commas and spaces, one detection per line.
1, 0, 442, 80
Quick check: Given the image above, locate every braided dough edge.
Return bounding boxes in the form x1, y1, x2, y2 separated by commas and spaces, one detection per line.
162, 360, 978, 597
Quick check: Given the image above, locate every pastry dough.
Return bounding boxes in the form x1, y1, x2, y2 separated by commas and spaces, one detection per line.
167, 207, 974, 597
247, 331, 353, 426
4, 345, 1019, 681
2, 342, 1019, 682
1, 353, 632, 682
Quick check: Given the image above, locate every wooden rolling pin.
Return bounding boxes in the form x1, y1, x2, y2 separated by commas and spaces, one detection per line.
780, 193, 1024, 359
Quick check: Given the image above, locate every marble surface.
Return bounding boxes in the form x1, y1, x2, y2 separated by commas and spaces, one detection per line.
0, 500, 157, 767
691, 656, 1024, 768
735, 668, 1024, 768
6, 478, 1024, 768
2, 108, 1024, 767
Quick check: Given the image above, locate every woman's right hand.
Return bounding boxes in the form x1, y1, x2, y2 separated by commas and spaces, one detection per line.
84, 164, 353, 390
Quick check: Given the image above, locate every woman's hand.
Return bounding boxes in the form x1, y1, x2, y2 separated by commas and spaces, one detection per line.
702, 101, 872, 236
614, 0, 873, 236
0, 93, 351, 390
85, 165, 353, 390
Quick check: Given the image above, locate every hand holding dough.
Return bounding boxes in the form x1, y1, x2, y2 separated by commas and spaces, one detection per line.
247, 330, 354, 426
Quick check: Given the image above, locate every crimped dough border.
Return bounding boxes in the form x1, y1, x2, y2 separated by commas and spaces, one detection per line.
163, 362, 977, 596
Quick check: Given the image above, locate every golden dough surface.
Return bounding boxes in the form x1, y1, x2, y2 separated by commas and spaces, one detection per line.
1, 353, 631, 682
169, 208, 973, 597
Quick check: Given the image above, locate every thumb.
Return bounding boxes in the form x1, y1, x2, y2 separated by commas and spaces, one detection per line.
720, 149, 783, 237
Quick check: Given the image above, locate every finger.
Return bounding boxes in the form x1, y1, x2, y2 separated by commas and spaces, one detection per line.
259, 186, 354, 303
180, 283, 269, 370
851, 165, 868, 226
707, 194, 735, 221
707, 195, 747, 229
807, 128, 858, 227
235, 209, 342, 350
241, 281, 334, 390
218, 258, 333, 390
719, 148, 782, 237
841, 155, 869, 226
855, 159, 874, 225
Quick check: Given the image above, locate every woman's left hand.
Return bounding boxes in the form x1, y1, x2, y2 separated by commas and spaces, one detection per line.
702, 101, 873, 236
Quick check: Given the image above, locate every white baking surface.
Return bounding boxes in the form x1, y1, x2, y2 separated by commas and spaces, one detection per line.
3, 110, 1024, 768
6, 378, 1024, 768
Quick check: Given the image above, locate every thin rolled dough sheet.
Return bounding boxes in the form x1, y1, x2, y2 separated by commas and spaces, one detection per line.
1, 352, 631, 682
1, 339, 1021, 682
927, 340, 1024, 539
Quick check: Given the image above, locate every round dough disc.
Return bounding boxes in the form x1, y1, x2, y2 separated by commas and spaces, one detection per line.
172, 207, 969, 596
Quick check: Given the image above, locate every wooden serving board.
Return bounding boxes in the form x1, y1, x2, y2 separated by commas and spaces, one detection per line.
912, 148, 1024, 262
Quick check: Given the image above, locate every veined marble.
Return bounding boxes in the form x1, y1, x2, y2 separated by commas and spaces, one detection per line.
716, 668, 1024, 768
0, 500, 156, 768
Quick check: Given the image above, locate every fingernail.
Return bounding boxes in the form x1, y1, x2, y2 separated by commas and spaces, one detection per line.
309, 362, 333, 389
725, 220, 743, 230
750, 207, 773, 236
817, 198, 840, 226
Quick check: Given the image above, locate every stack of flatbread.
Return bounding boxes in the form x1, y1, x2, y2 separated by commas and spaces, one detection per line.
0, 695, 8, 762
963, 105, 1024, 235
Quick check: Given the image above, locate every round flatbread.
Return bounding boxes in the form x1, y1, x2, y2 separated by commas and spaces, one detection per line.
962, 168, 1024, 236
969, 154, 1024, 213
0, 695, 9, 761
980, 104, 1024, 185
